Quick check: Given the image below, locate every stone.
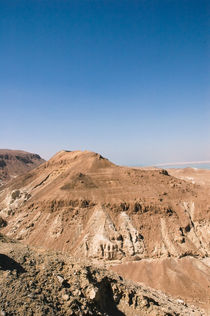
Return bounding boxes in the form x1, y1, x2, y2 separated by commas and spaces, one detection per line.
62, 294, 70, 301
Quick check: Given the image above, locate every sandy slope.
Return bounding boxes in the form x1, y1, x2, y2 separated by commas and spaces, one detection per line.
111, 256, 210, 312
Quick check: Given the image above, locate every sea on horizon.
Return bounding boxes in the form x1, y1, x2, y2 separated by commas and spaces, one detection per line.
155, 163, 210, 170
132, 163, 210, 170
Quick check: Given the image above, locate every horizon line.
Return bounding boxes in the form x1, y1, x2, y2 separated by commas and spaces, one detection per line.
154, 160, 210, 167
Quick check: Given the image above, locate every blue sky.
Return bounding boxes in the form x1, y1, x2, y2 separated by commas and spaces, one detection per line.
0, 0, 209, 165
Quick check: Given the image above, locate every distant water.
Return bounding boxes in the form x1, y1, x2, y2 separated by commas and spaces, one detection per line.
132, 163, 210, 170
156, 163, 210, 170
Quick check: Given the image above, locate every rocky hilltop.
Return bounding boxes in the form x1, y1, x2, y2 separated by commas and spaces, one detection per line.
0, 149, 45, 185
0, 150, 209, 313
0, 234, 204, 316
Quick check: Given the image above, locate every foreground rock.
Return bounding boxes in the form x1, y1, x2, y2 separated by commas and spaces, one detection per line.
0, 234, 205, 316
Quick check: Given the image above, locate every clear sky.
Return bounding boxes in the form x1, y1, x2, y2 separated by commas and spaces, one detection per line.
0, 0, 209, 165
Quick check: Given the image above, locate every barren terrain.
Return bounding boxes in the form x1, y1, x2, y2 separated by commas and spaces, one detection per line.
168, 167, 210, 187
0, 150, 209, 314
0, 234, 205, 316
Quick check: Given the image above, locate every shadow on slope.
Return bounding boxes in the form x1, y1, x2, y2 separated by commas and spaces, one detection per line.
0, 254, 26, 273
95, 277, 125, 316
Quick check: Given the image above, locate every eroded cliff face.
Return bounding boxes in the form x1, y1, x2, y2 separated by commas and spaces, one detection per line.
1, 200, 209, 261
0, 150, 209, 262
0, 235, 205, 316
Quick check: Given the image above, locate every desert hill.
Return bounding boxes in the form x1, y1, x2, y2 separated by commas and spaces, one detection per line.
0, 150, 209, 260
0, 149, 45, 185
0, 150, 209, 313
168, 167, 210, 187
0, 234, 205, 316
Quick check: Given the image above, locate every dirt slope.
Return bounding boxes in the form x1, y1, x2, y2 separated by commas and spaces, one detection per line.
111, 256, 210, 312
0, 234, 204, 316
0, 149, 45, 185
